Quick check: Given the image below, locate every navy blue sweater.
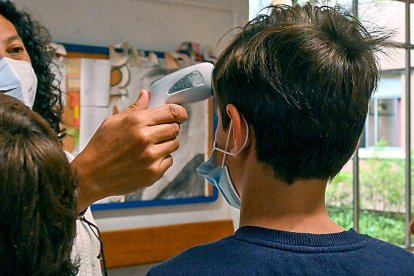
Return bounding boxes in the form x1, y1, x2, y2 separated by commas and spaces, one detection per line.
148, 226, 414, 275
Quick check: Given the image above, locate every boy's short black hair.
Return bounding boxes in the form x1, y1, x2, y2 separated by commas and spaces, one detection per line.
213, 4, 387, 183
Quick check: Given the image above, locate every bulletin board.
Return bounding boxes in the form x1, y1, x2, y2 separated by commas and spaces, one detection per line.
59, 43, 218, 211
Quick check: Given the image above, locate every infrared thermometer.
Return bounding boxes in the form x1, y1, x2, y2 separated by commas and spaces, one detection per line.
148, 62, 214, 108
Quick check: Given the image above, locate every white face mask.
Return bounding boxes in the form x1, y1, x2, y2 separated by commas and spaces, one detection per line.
196, 118, 250, 209
0, 57, 38, 109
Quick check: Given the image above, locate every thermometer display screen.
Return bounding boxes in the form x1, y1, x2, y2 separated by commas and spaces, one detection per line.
168, 70, 204, 94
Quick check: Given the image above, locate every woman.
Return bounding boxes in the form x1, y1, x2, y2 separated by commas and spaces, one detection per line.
0, 2, 103, 273
0, 94, 78, 275
0, 0, 61, 132
0, 1, 187, 274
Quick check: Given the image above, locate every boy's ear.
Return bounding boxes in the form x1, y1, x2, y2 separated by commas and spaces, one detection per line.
226, 104, 250, 155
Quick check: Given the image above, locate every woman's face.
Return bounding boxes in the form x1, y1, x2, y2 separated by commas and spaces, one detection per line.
0, 15, 31, 63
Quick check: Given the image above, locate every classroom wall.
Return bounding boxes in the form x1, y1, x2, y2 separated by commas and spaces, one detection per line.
14, 0, 247, 54
12, 0, 248, 232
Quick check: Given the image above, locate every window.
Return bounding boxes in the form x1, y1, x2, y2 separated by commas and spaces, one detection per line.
362, 74, 402, 149
249, 0, 291, 20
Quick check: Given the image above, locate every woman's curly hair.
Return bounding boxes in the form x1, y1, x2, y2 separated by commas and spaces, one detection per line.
0, 0, 62, 134
0, 93, 78, 275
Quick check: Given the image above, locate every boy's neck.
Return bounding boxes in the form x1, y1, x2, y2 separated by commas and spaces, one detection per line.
238, 173, 344, 234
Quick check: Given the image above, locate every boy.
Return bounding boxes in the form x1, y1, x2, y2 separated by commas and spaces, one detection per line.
148, 4, 414, 275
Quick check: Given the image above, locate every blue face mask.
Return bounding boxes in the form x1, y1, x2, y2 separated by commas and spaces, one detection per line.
0, 57, 38, 109
196, 118, 249, 209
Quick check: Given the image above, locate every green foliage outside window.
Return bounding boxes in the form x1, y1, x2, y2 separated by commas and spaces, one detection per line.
326, 142, 409, 245
327, 206, 406, 245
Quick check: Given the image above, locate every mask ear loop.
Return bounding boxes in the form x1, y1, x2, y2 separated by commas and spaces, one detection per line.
220, 120, 234, 166
214, 117, 250, 166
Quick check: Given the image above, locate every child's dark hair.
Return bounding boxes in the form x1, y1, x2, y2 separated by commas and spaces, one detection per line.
0, 94, 78, 275
213, 4, 388, 183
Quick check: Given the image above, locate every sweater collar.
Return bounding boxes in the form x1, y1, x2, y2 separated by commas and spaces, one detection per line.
235, 226, 367, 248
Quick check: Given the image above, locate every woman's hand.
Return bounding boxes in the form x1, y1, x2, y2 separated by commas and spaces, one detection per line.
72, 89, 188, 212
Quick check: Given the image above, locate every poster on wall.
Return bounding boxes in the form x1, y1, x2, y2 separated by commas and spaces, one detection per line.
58, 43, 217, 210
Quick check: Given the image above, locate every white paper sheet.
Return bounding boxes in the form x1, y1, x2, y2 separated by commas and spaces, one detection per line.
80, 58, 111, 107
79, 106, 109, 152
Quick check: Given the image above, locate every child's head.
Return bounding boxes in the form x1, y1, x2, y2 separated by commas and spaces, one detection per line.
213, 4, 386, 183
0, 93, 78, 275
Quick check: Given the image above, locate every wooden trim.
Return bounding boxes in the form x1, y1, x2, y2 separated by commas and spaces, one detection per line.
100, 219, 234, 268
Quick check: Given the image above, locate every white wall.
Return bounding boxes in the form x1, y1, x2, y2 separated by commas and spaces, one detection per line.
13, 0, 247, 231
14, 0, 247, 54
